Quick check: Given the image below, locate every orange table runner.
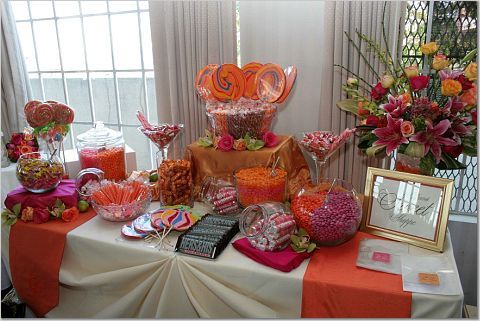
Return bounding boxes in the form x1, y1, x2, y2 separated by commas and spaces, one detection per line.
9, 209, 96, 316
302, 232, 411, 318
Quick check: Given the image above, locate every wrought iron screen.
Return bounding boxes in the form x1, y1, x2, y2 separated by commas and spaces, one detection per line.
401, 1, 477, 216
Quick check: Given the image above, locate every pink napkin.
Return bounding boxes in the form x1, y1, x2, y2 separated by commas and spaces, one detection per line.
4, 179, 78, 211
232, 237, 311, 272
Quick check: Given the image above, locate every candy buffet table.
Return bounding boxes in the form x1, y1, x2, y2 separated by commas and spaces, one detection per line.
1, 201, 463, 318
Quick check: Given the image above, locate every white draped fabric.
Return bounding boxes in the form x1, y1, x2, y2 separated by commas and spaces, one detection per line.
1, 0, 32, 138
148, 0, 237, 154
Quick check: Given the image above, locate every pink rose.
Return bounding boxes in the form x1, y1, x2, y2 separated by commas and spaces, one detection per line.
262, 131, 278, 147
6, 143, 15, 150
233, 139, 247, 151
410, 75, 430, 92
217, 135, 234, 151
33, 208, 50, 224
400, 121, 415, 137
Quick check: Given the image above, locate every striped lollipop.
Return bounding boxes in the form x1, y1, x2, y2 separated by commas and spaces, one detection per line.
195, 64, 218, 102
275, 66, 297, 103
255, 63, 286, 103
210, 64, 246, 101
241, 62, 263, 100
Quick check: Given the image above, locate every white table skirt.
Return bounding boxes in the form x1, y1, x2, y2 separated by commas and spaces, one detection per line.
1, 201, 463, 318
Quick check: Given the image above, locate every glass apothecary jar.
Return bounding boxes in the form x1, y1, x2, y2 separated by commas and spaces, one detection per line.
76, 122, 126, 181
290, 178, 362, 246
239, 202, 296, 251
16, 152, 64, 193
75, 167, 105, 201
200, 176, 240, 215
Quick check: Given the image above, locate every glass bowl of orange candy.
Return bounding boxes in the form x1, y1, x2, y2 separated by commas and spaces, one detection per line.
234, 166, 287, 208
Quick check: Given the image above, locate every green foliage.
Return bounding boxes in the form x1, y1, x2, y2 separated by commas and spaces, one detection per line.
1, 203, 22, 226
437, 153, 467, 170
49, 198, 66, 218
336, 99, 360, 116
290, 228, 316, 253
420, 152, 437, 175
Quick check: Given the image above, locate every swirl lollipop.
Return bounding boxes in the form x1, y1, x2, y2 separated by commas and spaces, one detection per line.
27, 103, 54, 127
275, 66, 297, 103
52, 103, 75, 124
24, 100, 42, 118
242, 62, 263, 100
195, 64, 218, 102
255, 63, 286, 103
210, 64, 246, 101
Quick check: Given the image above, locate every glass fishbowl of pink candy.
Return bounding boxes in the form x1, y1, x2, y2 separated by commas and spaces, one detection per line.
290, 178, 362, 246
16, 152, 65, 193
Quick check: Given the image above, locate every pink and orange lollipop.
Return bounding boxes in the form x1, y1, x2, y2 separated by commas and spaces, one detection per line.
195, 64, 218, 101
26, 103, 54, 127
255, 63, 286, 103
274, 66, 297, 103
52, 103, 75, 124
210, 64, 246, 101
241, 62, 263, 100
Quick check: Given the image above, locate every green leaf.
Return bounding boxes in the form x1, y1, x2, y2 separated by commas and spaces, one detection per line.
336, 99, 359, 116
366, 145, 385, 157
290, 235, 300, 244
297, 228, 308, 237
463, 144, 477, 157
12, 203, 22, 216
6, 218, 17, 226
436, 153, 467, 170
197, 137, 213, 148
461, 49, 477, 65
244, 133, 251, 145
54, 198, 63, 208
307, 243, 317, 253
420, 152, 437, 175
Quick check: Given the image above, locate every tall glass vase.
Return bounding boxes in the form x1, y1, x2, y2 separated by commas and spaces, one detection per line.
36, 134, 68, 177
395, 152, 434, 176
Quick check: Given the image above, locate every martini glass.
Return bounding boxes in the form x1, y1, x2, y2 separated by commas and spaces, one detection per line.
137, 123, 184, 166
296, 129, 356, 184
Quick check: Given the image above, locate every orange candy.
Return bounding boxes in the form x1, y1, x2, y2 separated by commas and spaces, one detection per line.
242, 62, 263, 100
255, 63, 286, 103
195, 64, 218, 101
210, 64, 246, 101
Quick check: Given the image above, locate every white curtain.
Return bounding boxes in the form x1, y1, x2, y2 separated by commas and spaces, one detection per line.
239, 1, 406, 192
1, 0, 32, 139
319, 1, 406, 192
148, 0, 237, 152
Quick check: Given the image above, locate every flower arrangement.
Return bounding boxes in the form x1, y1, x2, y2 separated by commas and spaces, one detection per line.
198, 130, 278, 151
337, 32, 477, 175
1, 199, 80, 226
5, 131, 39, 162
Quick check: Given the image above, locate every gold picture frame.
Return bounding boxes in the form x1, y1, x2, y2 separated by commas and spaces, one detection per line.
361, 167, 454, 252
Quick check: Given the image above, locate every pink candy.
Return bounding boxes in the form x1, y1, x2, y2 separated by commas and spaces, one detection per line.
299, 129, 356, 160
248, 212, 296, 251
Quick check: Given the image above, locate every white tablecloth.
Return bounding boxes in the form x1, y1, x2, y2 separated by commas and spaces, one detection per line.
1, 201, 463, 318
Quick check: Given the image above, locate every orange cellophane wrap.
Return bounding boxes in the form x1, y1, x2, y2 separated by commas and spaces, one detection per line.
186, 135, 310, 201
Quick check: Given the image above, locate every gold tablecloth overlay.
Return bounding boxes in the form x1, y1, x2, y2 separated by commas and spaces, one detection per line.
186, 135, 311, 200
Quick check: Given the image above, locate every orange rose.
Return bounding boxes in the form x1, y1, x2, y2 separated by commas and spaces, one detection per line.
358, 101, 369, 116
401, 93, 412, 104
441, 79, 462, 96
21, 207, 34, 222
432, 54, 449, 70
464, 63, 477, 81
400, 121, 415, 137
420, 42, 438, 55
61, 207, 79, 222
404, 66, 419, 78
460, 84, 477, 107
233, 139, 247, 151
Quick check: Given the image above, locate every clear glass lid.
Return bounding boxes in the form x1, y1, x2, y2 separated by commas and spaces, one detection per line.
76, 121, 123, 148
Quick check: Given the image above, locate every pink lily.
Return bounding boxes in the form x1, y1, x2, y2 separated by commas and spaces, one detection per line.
451, 117, 473, 137
439, 69, 463, 81
380, 95, 408, 118
443, 97, 466, 116
410, 119, 459, 162
372, 115, 409, 155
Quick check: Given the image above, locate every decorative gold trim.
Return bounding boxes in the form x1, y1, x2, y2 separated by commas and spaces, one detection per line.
361, 167, 454, 252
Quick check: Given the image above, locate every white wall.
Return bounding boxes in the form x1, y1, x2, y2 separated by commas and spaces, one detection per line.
239, 1, 325, 136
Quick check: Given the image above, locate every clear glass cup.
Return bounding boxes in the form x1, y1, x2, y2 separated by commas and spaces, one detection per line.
200, 176, 240, 215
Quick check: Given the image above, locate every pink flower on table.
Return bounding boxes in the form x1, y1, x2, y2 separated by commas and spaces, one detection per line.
33, 208, 50, 224
372, 115, 409, 155
380, 95, 408, 118
410, 75, 430, 91
370, 82, 388, 101
262, 131, 278, 147
10, 133, 23, 145
217, 134, 234, 151
410, 119, 459, 162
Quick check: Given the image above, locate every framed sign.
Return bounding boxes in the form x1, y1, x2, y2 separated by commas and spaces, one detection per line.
361, 167, 454, 252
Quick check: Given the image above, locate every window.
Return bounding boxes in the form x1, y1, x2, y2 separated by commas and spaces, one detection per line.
402, 1, 477, 217
10, 0, 158, 170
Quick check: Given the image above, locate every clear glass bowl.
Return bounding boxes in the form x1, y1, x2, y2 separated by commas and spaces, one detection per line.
92, 193, 152, 222
290, 178, 362, 246
16, 152, 64, 193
